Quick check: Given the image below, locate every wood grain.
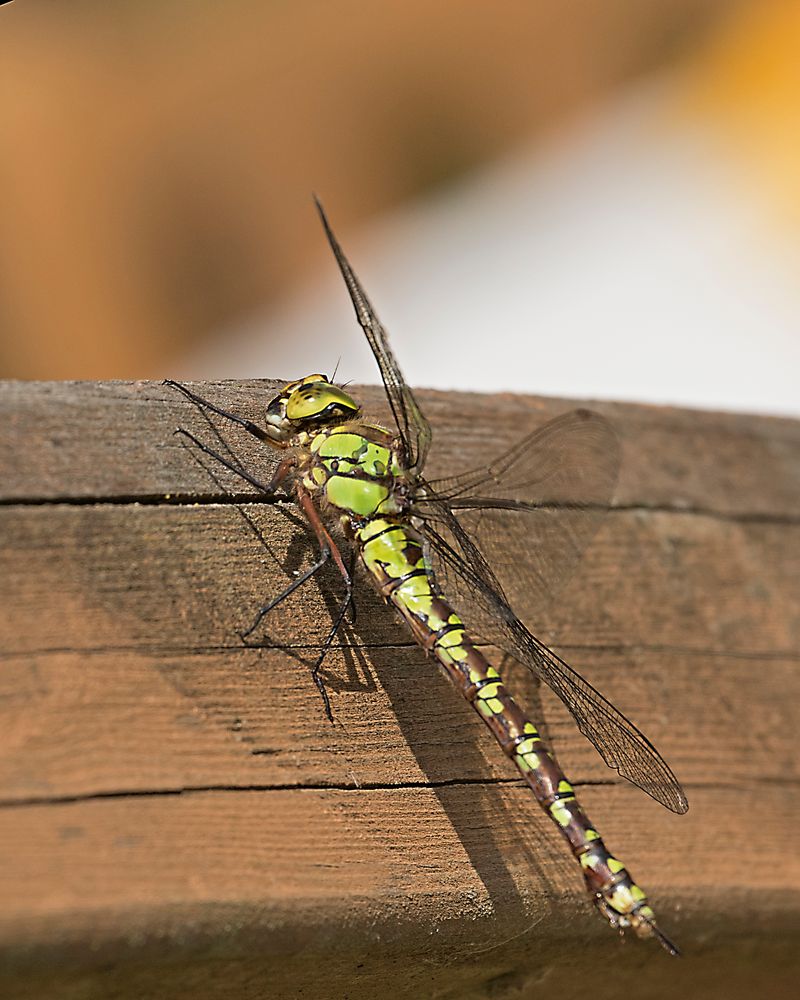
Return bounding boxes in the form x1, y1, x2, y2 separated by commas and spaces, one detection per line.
1, 380, 799, 999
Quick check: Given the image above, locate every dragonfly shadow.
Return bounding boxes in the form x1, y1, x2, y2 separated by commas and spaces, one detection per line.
358, 617, 562, 939
215, 491, 562, 933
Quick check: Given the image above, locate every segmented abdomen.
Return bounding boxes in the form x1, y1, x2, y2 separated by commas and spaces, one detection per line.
357, 515, 656, 934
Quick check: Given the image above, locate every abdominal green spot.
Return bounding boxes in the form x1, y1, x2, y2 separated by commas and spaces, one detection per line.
478, 682, 501, 700
363, 531, 413, 578
394, 576, 434, 619
436, 629, 468, 661
519, 751, 540, 771
399, 574, 432, 597
358, 518, 393, 542
438, 628, 465, 649
550, 800, 574, 828
476, 682, 504, 715
609, 885, 634, 913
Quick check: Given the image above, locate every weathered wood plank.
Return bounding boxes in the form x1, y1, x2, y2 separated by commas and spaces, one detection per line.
0, 643, 796, 804
2, 380, 800, 516
0, 786, 798, 1000
0, 379, 799, 998
1, 503, 798, 657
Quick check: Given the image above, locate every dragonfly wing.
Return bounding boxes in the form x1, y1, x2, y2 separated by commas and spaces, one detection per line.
315, 198, 432, 475
417, 409, 620, 621
422, 506, 688, 814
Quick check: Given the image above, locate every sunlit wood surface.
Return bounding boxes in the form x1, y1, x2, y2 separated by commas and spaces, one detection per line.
0, 381, 798, 999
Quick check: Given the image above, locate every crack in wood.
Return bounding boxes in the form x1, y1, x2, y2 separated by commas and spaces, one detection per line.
2, 641, 798, 662
0, 774, 763, 812
1, 492, 798, 525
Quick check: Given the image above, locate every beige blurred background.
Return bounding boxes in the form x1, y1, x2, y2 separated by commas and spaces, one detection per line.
0, 1, 797, 414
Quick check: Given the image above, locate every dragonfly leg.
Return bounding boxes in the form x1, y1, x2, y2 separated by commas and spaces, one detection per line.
239, 476, 351, 635
310, 570, 354, 722
165, 379, 273, 442
293, 483, 355, 719
174, 428, 292, 496
240, 543, 332, 641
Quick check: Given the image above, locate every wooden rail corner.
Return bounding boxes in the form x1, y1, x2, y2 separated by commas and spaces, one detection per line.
1, 379, 798, 999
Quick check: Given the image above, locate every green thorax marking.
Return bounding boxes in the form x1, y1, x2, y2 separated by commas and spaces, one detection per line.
304, 424, 405, 520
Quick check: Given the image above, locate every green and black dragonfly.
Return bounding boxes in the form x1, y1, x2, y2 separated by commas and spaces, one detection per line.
167, 200, 688, 954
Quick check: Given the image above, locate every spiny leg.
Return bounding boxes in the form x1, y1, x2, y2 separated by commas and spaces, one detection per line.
172, 383, 356, 721
174, 423, 308, 617
167, 378, 278, 489
311, 570, 354, 722
240, 543, 332, 641
165, 379, 273, 442
293, 484, 354, 719
175, 426, 316, 637
174, 428, 290, 496
241, 538, 354, 720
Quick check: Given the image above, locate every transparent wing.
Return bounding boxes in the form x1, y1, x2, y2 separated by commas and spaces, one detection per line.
421, 504, 688, 814
416, 409, 621, 620
316, 198, 432, 475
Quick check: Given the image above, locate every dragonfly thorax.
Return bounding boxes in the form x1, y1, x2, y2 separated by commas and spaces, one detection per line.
264, 375, 360, 445
300, 423, 407, 523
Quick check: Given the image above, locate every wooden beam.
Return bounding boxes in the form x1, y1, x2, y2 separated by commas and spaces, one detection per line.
1, 380, 798, 999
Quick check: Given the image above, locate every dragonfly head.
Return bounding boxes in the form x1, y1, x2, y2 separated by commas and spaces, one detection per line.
265, 374, 360, 444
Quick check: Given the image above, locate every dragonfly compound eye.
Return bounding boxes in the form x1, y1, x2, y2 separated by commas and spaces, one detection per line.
286, 382, 359, 423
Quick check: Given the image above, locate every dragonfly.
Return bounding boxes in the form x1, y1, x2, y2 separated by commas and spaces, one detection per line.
166, 199, 688, 955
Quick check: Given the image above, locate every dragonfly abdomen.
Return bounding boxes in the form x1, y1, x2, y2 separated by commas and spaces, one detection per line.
296, 424, 663, 947
356, 514, 659, 941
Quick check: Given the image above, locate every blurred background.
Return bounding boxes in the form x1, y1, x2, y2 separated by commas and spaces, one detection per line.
0, 0, 797, 415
